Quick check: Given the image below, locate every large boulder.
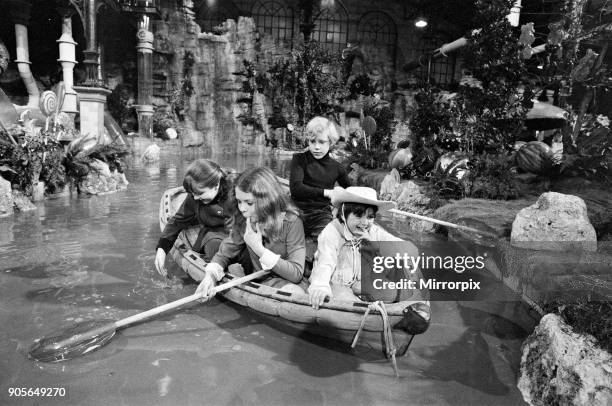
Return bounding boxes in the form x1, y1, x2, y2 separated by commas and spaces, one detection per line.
79, 160, 128, 195
380, 170, 434, 233
511, 192, 597, 251
0, 175, 13, 217
12, 190, 36, 212
518, 314, 612, 406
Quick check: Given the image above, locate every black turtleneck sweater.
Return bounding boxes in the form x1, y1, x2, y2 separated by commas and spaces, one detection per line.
289, 151, 350, 211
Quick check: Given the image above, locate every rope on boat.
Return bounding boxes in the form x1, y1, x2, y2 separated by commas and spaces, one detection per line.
351, 301, 400, 378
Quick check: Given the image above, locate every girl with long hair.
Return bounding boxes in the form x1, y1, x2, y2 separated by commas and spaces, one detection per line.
196, 166, 307, 298
155, 159, 237, 277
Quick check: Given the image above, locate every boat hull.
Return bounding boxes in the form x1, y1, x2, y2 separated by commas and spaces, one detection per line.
160, 187, 428, 353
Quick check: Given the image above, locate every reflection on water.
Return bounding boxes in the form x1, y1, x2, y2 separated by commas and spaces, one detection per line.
0, 150, 532, 406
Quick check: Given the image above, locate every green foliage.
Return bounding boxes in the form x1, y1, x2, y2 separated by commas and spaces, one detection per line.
464, 153, 521, 200
152, 109, 178, 139
465, 0, 526, 88
88, 144, 130, 173
169, 51, 196, 120
555, 114, 612, 182
348, 74, 374, 99
234, 60, 264, 132
347, 97, 396, 169
428, 167, 465, 200
409, 0, 528, 201
261, 41, 346, 126
0, 125, 66, 195
410, 89, 456, 175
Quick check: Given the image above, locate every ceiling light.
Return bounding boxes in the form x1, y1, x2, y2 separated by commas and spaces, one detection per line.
414, 17, 428, 28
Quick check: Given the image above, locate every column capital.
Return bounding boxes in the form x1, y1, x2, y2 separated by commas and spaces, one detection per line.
55, 0, 78, 19
136, 28, 154, 52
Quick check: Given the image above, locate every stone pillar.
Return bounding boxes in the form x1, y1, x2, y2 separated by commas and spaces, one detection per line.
82, 0, 101, 86
135, 14, 154, 138
56, 5, 78, 114
8, 0, 39, 109
73, 85, 111, 139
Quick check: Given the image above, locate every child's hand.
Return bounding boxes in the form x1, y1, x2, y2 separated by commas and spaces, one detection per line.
195, 271, 217, 302
243, 218, 264, 255
309, 286, 331, 309
326, 186, 345, 206
154, 248, 167, 277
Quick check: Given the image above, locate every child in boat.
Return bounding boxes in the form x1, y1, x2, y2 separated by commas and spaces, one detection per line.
289, 116, 351, 238
196, 167, 307, 299
308, 186, 430, 332
155, 159, 237, 277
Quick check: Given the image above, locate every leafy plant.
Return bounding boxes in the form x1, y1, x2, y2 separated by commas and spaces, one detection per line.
169, 51, 196, 120
554, 114, 612, 182
464, 153, 521, 200
0, 124, 66, 195
152, 109, 178, 139
261, 41, 346, 126
347, 97, 396, 170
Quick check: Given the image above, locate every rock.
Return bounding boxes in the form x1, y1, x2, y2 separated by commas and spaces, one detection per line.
0, 175, 13, 217
552, 177, 612, 238
165, 128, 178, 139
141, 144, 161, 162
79, 169, 122, 195
393, 180, 435, 233
112, 170, 129, 190
12, 190, 36, 212
511, 192, 597, 251
31, 181, 45, 202
518, 314, 612, 406
379, 169, 400, 200
89, 159, 112, 178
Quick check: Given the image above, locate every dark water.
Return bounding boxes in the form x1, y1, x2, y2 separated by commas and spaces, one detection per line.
0, 148, 535, 405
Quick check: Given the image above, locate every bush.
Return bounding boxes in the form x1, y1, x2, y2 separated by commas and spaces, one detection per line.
152, 109, 177, 139
0, 125, 66, 195
465, 153, 520, 200
348, 97, 396, 169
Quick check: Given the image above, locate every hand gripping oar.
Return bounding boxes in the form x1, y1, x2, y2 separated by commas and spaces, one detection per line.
29, 270, 269, 362
388, 208, 499, 240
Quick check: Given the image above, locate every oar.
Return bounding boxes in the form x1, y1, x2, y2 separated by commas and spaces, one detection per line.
388, 208, 499, 239
29, 270, 269, 362
277, 174, 498, 239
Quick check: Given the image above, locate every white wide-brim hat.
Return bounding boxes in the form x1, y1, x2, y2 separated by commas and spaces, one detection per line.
333, 186, 396, 211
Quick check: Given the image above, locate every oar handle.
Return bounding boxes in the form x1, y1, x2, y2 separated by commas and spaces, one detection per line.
388, 209, 499, 239
114, 269, 269, 329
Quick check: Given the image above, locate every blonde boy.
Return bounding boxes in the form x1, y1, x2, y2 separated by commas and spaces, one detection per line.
289, 117, 350, 238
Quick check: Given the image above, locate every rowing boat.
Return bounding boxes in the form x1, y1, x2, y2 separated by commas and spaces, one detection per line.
159, 186, 430, 357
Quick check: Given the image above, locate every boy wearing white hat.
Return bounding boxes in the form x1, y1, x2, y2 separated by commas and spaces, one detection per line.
308, 187, 430, 331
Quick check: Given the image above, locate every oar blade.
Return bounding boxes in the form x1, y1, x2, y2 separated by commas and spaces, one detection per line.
29, 320, 117, 362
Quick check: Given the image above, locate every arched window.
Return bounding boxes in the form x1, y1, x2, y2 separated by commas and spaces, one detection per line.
417, 34, 457, 85
195, 0, 241, 33
251, 1, 294, 41
312, 3, 349, 55
357, 11, 398, 66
